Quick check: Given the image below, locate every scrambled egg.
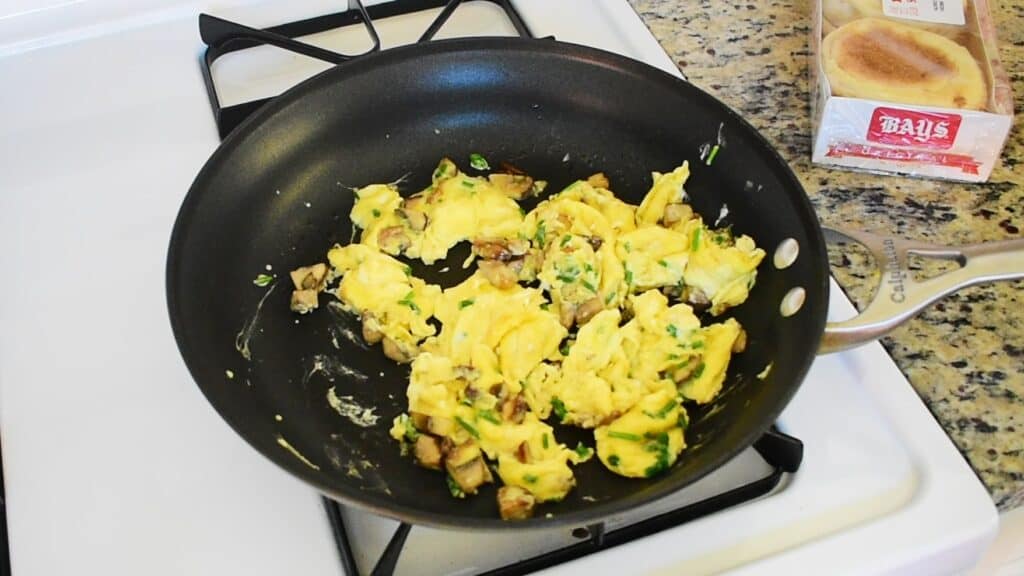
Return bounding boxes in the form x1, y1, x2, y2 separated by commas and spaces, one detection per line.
298, 157, 764, 518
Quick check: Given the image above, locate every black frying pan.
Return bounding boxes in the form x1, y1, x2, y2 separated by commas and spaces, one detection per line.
167, 38, 830, 529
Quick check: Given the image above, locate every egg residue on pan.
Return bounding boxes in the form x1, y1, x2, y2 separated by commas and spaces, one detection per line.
288, 157, 764, 520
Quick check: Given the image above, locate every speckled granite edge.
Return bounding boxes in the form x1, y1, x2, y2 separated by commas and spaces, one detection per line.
629, 0, 1024, 511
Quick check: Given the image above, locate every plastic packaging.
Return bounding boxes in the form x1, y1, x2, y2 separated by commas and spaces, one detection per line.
810, 0, 1013, 182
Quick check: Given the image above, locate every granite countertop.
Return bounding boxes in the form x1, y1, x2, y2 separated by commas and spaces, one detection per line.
629, 0, 1023, 511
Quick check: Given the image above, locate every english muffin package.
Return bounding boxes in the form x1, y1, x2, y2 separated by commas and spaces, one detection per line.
811, 0, 1013, 182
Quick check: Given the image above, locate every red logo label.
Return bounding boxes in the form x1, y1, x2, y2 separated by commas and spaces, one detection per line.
867, 107, 961, 150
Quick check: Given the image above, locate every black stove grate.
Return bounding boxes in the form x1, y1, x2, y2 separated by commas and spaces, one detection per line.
325, 428, 803, 576
199, 0, 533, 139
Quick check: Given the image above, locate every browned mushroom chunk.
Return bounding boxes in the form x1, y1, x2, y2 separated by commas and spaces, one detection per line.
574, 297, 604, 326
445, 441, 493, 495
361, 313, 383, 345
290, 289, 319, 314
377, 226, 411, 254
410, 412, 455, 437
500, 394, 528, 425
683, 286, 711, 311
514, 441, 532, 464
497, 485, 536, 520
478, 260, 519, 289
398, 197, 429, 231
289, 263, 329, 291
472, 237, 530, 261
382, 336, 413, 363
732, 327, 748, 353
558, 303, 576, 329
663, 203, 694, 226
586, 236, 604, 251
488, 173, 535, 200
413, 435, 444, 470
586, 172, 610, 189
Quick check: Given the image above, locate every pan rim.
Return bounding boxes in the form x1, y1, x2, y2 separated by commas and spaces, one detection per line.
167, 36, 830, 531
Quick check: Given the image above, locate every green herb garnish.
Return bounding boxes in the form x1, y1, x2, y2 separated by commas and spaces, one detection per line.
559, 340, 572, 356
691, 362, 706, 380
458, 298, 475, 309
607, 431, 642, 442
402, 265, 412, 277
461, 180, 476, 188
654, 399, 678, 419
551, 397, 568, 422
253, 273, 274, 287
540, 302, 551, 311
691, 228, 702, 252
478, 409, 501, 425
446, 474, 465, 498
624, 268, 634, 286
534, 220, 547, 248
371, 208, 381, 218
658, 259, 668, 268
706, 144, 720, 166
605, 291, 617, 305
469, 153, 490, 171
678, 409, 689, 431
400, 414, 419, 442
543, 434, 550, 449
455, 416, 480, 438
523, 474, 539, 484
560, 234, 572, 247
398, 291, 420, 313
608, 455, 620, 467
667, 324, 679, 339
581, 279, 597, 293
574, 442, 593, 460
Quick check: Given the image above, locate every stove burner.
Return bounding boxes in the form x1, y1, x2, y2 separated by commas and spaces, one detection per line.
324, 428, 802, 576
198, 0, 533, 138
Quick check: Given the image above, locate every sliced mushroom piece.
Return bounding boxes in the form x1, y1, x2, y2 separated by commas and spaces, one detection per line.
500, 394, 528, 425
290, 289, 319, 314
488, 173, 535, 200
382, 336, 413, 363
445, 439, 483, 467
398, 207, 428, 231
558, 302, 576, 329
446, 456, 493, 495
683, 286, 711, 311
290, 263, 329, 291
472, 238, 530, 261
377, 226, 411, 254
413, 435, 444, 470
574, 297, 604, 326
410, 412, 455, 437
478, 260, 519, 289
497, 485, 536, 520
663, 203, 694, 226
514, 441, 532, 464
361, 313, 383, 345
586, 236, 604, 251
586, 172, 610, 189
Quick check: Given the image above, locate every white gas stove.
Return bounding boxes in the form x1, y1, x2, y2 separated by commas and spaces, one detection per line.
0, 1, 999, 575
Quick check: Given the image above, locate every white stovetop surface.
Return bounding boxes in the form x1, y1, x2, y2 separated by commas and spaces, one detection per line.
0, 1, 998, 575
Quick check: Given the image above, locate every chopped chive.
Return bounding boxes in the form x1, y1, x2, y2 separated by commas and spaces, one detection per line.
543, 433, 550, 449
402, 265, 412, 277
458, 298, 475, 309
608, 454, 620, 467
460, 397, 473, 406
455, 416, 480, 439
371, 208, 381, 218
575, 442, 593, 460
678, 410, 689, 431
654, 399, 678, 419
518, 206, 527, 217
540, 302, 551, 311
478, 409, 501, 425
551, 397, 568, 422
401, 414, 419, 442
607, 431, 642, 442
691, 228, 702, 252
658, 259, 669, 268
446, 474, 465, 498
706, 144, 720, 166
561, 234, 572, 247
690, 341, 704, 349
524, 474, 539, 484
556, 272, 577, 284
667, 324, 679, 339
624, 268, 634, 286
469, 153, 490, 171
623, 241, 632, 253
581, 279, 597, 293
605, 291, 616, 305
583, 263, 594, 273
691, 362, 706, 380
559, 340, 572, 356
398, 291, 420, 313
534, 220, 547, 248
253, 273, 274, 287
461, 180, 476, 188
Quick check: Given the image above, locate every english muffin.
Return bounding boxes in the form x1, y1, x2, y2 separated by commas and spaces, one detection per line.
822, 17, 987, 110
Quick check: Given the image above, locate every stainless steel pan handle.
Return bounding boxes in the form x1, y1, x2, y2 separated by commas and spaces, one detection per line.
819, 227, 1024, 354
